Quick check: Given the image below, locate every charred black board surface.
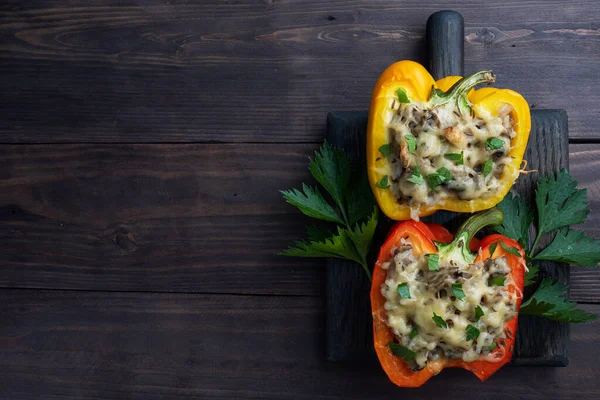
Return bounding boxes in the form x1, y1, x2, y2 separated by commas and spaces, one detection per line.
326, 10, 570, 364
325, 109, 569, 364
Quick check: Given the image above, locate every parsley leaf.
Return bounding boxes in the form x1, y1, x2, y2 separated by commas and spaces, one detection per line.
427, 254, 439, 271
306, 226, 333, 242
489, 276, 506, 286
432, 313, 447, 328
345, 208, 379, 269
397, 282, 411, 299
282, 209, 378, 279
489, 241, 498, 257
281, 226, 361, 264
533, 228, 600, 266
281, 142, 379, 281
379, 144, 391, 157
346, 168, 376, 225
500, 241, 522, 257
407, 166, 424, 185
494, 193, 534, 248
405, 134, 417, 154
387, 342, 416, 360
451, 283, 466, 300
281, 184, 344, 224
475, 306, 484, 322
428, 167, 452, 189
376, 175, 390, 189
308, 141, 351, 215
535, 169, 589, 236
445, 151, 464, 165
395, 88, 410, 104
482, 159, 493, 177
486, 137, 504, 150
520, 278, 597, 323
466, 325, 480, 341
409, 326, 418, 340
524, 264, 539, 287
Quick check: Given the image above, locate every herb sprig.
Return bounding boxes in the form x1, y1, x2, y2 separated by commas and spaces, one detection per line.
281, 142, 378, 280
494, 169, 600, 322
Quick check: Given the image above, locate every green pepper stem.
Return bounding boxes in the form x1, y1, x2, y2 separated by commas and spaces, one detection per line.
429, 70, 496, 108
454, 208, 504, 248
438, 208, 504, 264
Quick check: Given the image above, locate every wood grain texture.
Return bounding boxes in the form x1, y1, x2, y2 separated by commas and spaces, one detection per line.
1, 0, 600, 142
1, 141, 599, 301
569, 143, 600, 302
0, 143, 324, 295
1, 290, 599, 400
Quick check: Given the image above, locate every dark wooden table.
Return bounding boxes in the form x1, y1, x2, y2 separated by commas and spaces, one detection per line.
1, 1, 600, 398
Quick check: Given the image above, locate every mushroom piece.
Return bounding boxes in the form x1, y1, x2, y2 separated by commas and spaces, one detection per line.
400, 139, 411, 168
443, 126, 467, 148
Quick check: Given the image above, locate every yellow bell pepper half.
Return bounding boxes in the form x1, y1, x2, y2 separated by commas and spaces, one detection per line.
367, 61, 531, 220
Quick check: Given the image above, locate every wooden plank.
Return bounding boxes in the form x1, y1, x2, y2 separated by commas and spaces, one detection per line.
325, 109, 572, 364
1, 1, 600, 142
0, 290, 599, 399
0, 143, 324, 295
0, 141, 598, 299
569, 143, 600, 303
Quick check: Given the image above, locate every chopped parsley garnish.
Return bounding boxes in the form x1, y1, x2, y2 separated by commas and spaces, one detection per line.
428, 167, 452, 189
489, 241, 498, 257
445, 151, 464, 165
489, 276, 506, 287
485, 137, 504, 150
375, 175, 390, 189
379, 144, 391, 157
395, 88, 410, 104
427, 254, 439, 271
451, 283, 466, 300
475, 306, 484, 322
432, 312, 448, 329
387, 342, 416, 360
405, 134, 417, 154
482, 159, 493, 177
397, 282, 411, 299
409, 326, 418, 340
500, 241, 521, 257
407, 166, 424, 185
465, 325, 480, 341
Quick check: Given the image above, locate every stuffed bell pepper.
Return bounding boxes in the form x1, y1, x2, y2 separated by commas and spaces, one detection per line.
367, 61, 531, 220
371, 208, 525, 387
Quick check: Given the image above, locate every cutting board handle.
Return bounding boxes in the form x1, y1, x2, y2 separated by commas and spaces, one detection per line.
426, 10, 464, 79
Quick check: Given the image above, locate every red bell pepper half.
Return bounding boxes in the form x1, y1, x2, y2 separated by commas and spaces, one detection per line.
371, 208, 525, 387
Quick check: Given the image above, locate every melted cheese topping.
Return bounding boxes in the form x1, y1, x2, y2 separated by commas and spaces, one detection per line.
380, 244, 517, 370
386, 101, 516, 213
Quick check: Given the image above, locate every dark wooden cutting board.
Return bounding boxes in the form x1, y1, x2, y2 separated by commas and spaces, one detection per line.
325, 11, 570, 366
